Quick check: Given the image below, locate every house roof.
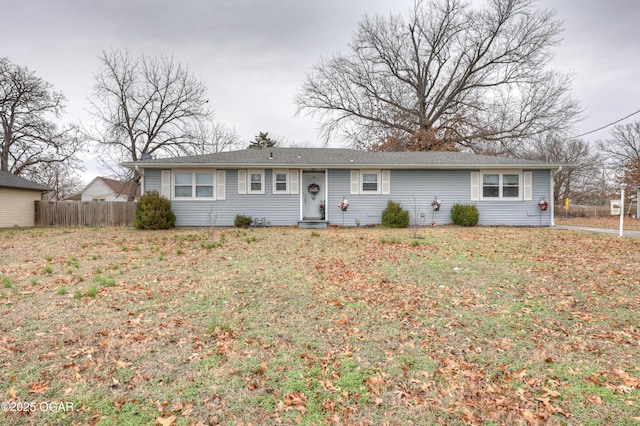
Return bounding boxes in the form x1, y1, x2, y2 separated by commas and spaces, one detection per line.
76, 176, 141, 198
122, 148, 562, 170
96, 177, 141, 198
0, 170, 50, 191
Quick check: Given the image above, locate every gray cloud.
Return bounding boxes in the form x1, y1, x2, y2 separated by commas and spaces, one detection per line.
3, 0, 638, 177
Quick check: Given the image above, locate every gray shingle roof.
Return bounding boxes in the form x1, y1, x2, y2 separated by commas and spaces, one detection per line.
0, 171, 50, 191
123, 148, 560, 170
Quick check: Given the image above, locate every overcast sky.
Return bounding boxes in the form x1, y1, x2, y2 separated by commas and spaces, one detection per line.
3, 0, 639, 180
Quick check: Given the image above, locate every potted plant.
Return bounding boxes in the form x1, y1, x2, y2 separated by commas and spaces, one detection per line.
338, 198, 349, 212
431, 198, 441, 211
319, 201, 325, 220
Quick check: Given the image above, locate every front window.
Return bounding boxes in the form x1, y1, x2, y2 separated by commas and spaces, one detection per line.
362, 173, 378, 192
250, 173, 261, 191
482, 172, 520, 199
248, 169, 264, 194
482, 174, 499, 198
175, 173, 193, 197
274, 170, 288, 193
174, 171, 215, 199
195, 173, 214, 197
502, 174, 519, 198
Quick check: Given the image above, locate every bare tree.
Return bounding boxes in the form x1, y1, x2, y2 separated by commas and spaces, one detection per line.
24, 162, 85, 200
0, 57, 82, 177
191, 121, 242, 153
87, 49, 213, 200
598, 121, 640, 189
521, 135, 605, 205
296, 0, 582, 151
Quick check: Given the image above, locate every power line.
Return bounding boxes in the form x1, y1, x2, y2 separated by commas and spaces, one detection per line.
571, 107, 640, 139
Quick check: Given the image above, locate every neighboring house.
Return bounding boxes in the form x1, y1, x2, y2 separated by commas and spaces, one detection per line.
0, 171, 50, 228
74, 176, 140, 202
122, 148, 561, 228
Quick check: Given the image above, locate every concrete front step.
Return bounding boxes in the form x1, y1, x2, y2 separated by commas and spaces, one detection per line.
298, 220, 328, 229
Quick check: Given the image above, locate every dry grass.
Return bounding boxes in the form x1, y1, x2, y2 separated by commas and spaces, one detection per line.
0, 226, 638, 425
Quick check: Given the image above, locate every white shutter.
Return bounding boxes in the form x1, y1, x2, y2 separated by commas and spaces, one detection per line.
523, 172, 532, 201
290, 170, 299, 194
350, 170, 359, 194
238, 170, 247, 194
381, 170, 391, 195
161, 170, 171, 199
216, 170, 226, 200
470, 172, 480, 201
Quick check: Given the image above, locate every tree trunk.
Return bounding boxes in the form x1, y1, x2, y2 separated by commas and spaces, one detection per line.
128, 171, 141, 202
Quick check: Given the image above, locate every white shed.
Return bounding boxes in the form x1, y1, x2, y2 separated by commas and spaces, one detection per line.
0, 171, 49, 228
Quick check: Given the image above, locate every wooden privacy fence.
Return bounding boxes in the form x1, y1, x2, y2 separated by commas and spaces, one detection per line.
35, 201, 136, 227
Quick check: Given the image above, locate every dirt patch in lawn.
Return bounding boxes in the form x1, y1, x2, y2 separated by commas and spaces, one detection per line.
0, 226, 638, 425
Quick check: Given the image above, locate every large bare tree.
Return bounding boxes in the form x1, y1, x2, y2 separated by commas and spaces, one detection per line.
88, 49, 213, 200
0, 57, 82, 177
296, 0, 582, 151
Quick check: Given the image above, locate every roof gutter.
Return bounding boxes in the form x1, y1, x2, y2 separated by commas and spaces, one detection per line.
122, 162, 564, 171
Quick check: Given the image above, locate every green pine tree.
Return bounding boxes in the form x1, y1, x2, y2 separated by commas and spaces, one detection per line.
248, 132, 277, 149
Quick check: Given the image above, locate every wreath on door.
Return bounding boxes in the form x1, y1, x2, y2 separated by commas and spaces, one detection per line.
308, 183, 320, 199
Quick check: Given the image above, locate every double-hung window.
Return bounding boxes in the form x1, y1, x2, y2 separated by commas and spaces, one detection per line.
173, 171, 215, 199
362, 172, 379, 192
195, 173, 214, 197
249, 169, 264, 194
481, 172, 521, 199
350, 170, 390, 195
237, 169, 266, 194
273, 170, 289, 193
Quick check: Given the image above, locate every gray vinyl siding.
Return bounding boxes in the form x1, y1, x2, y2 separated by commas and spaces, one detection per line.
142, 168, 552, 227
169, 169, 299, 227
328, 169, 469, 226
328, 169, 552, 227
474, 170, 552, 226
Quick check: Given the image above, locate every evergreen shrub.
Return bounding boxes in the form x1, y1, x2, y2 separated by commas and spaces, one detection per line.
450, 203, 479, 227
381, 200, 410, 228
134, 191, 176, 230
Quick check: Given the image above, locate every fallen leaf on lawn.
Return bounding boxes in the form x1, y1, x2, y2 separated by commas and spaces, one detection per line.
28, 380, 50, 395
115, 360, 132, 369
612, 369, 640, 387
6, 386, 17, 400
586, 394, 603, 405
366, 374, 386, 395
156, 415, 176, 426
542, 387, 561, 398
181, 401, 193, 416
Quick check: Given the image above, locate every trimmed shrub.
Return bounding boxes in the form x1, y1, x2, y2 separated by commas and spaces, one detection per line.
234, 214, 252, 228
450, 203, 479, 227
381, 200, 410, 228
134, 191, 176, 230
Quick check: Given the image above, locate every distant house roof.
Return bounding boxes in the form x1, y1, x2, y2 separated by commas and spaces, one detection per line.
95, 176, 141, 198
122, 148, 561, 170
0, 170, 50, 191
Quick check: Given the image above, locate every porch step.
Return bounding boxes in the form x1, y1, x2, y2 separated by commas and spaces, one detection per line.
298, 220, 328, 229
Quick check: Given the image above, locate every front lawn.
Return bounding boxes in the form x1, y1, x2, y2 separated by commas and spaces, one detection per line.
0, 226, 638, 425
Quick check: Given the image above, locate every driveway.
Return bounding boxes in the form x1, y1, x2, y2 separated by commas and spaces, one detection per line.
554, 225, 640, 238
